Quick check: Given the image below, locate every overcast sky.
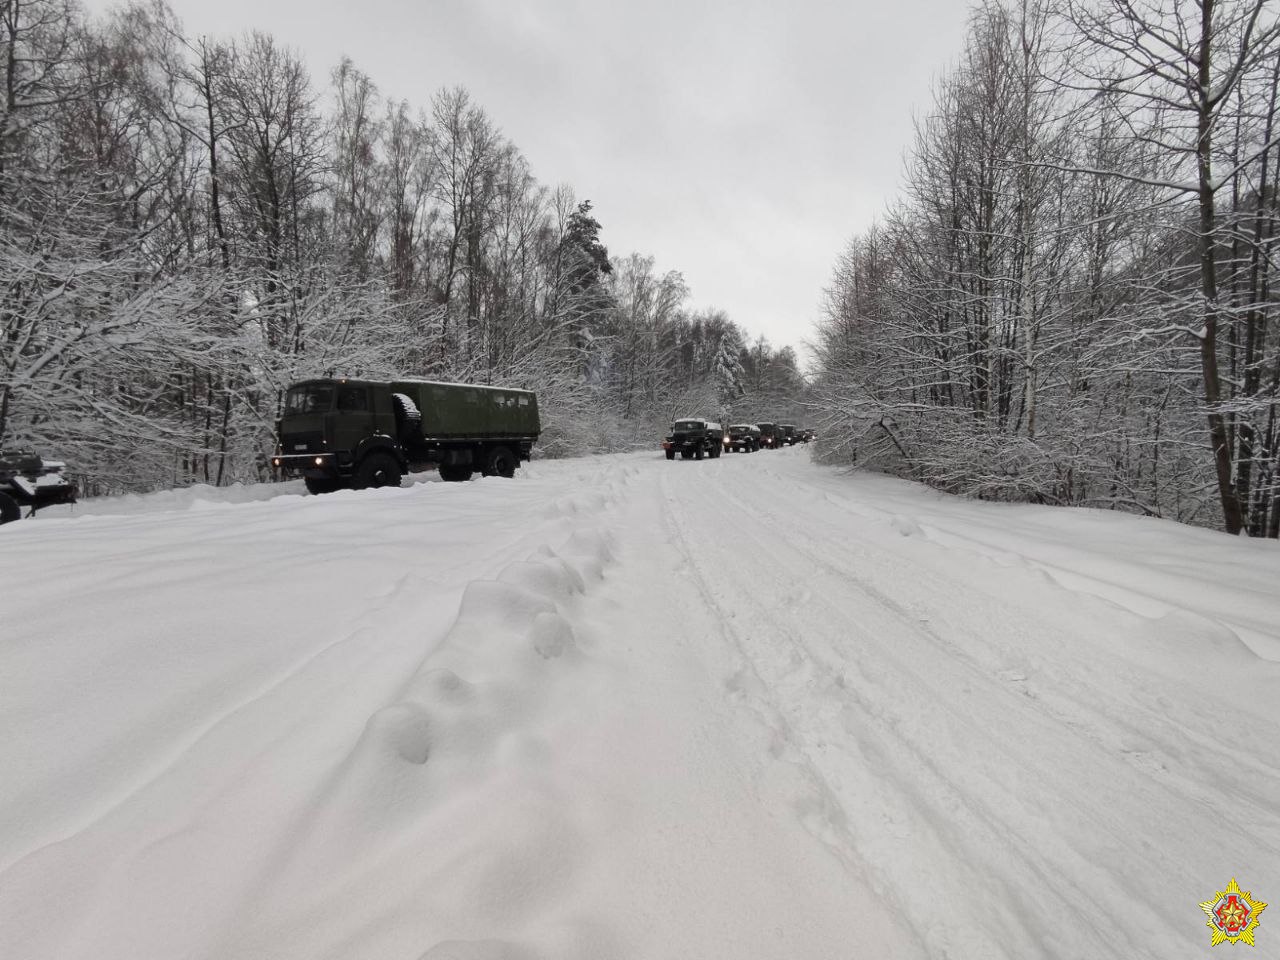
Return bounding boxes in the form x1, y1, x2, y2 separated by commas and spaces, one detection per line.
90, 0, 973, 361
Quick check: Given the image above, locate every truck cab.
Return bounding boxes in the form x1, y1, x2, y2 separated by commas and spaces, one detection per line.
273, 379, 401, 494
726, 424, 761, 452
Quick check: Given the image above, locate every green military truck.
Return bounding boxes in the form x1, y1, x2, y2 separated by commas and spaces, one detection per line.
662, 418, 724, 460
755, 422, 782, 449
272, 378, 540, 494
725, 424, 761, 453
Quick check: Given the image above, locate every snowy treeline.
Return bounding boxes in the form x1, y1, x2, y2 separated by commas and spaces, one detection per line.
0, 0, 805, 494
811, 0, 1280, 536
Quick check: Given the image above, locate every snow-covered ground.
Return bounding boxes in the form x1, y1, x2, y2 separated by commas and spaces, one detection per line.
2, 448, 1277, 959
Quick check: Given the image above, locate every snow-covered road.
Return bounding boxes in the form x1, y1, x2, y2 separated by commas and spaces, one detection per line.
2, 449, 1277, 959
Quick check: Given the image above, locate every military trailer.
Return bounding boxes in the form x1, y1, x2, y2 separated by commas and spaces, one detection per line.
662, 418, 724, 460
725, 424, 761, 453
0, 450, 77, 524
272, 378, 540, 493
755, 422, 782, 449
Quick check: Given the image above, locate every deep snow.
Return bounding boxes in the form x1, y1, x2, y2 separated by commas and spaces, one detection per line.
1, 449, 1277, 959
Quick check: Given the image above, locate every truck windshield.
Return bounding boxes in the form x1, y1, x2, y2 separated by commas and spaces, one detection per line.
284, 385, 334, 415
673, 421, 703, 431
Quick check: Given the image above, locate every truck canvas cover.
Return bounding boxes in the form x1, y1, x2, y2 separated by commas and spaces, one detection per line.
390, 380, 540, 439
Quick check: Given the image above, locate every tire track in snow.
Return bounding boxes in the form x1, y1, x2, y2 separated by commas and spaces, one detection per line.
656, 454, 1247, 959
718, 465, 1280, 816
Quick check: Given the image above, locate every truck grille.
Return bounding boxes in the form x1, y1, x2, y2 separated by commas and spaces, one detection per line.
281, 431, 325, 454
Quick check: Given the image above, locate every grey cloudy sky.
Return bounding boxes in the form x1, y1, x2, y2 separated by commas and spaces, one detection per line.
96, 0, 973, 360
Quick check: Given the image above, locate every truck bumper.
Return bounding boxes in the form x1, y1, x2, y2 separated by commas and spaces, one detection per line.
272, 453, 342, 479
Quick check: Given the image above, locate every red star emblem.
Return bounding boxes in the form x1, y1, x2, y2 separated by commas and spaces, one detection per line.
1214, 894, 1251, 933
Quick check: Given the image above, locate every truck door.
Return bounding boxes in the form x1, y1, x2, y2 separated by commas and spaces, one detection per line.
335, 385, 375, 449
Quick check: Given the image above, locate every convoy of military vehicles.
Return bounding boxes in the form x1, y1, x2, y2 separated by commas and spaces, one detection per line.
2, 374, 811, 523
664, 417, 812, 462
270, 375, 806, 487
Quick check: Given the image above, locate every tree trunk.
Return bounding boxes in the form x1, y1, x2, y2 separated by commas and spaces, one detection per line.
1196, 0, 1245, 534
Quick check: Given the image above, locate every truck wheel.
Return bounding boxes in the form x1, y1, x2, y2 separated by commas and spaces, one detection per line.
694, 446, 703, 460
0, 491, 21, 524
355, 452, 403, 490
438, 463, 473, 482
483, 446, 516, 478
665, 450, 675, 460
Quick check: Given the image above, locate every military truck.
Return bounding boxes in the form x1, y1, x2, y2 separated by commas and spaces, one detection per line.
755, 422, 782, 449
0, 450, 77, 524
725, 424, 761, 453
780, 423, 799, 446
662, 418, 724, 460
272, 378, 540, 493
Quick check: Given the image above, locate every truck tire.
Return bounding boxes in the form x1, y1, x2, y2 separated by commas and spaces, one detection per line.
665, 450, 675, 460
483, 446, 516, 478
0, 491, 21, 524
438, 463, 473, 482
355, 452, 402, 490
695, 446, 703, 460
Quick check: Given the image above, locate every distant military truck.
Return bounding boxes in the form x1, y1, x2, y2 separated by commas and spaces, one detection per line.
0, 450, 77, 524
726, 424, 761, 453
780, 423, 799, 446
272, 378, 540, 493
755, 422, 782, 449
663, 418, 724, 460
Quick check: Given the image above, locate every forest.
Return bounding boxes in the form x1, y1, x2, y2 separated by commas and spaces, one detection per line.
9, 0, 1273, 539
811, 0, 1280, 536
0, 0, 806, 495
